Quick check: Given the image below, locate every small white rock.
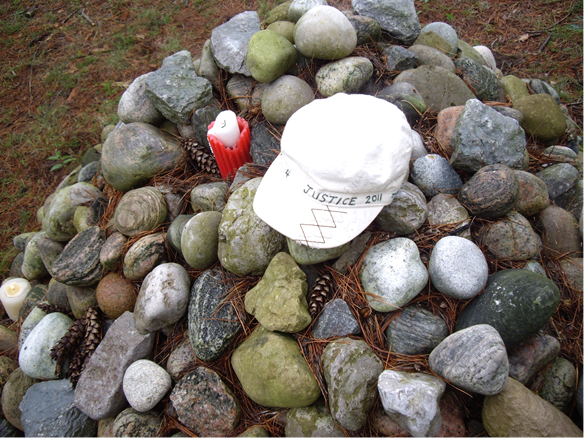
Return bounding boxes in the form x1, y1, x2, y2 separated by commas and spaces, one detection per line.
429, 235, 488, 299
123, 359, 172, 412
473, 45, 497, 71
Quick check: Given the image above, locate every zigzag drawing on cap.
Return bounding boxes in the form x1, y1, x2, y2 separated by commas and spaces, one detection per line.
299, 205, 347, 246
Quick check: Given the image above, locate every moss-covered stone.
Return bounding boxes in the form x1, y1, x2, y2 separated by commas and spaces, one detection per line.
231, 326, 321, 408
244, 252, 310, 333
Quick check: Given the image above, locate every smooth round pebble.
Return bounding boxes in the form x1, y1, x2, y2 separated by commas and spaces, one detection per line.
410, 154, 463, 197
429, 236, 488, 299
123, 359, 172, 412
261, 75, 314, 125
95, 273, 137, 320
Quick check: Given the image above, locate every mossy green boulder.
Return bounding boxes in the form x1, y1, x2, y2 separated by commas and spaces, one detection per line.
246, 30, 298, 83
513, 94, 567, 143
231, 326, 321, 408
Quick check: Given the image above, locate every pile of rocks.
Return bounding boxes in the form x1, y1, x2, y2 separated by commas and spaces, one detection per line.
1, 0, 583, 436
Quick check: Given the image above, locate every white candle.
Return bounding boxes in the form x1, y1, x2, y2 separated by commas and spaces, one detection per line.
0, 278, 31, 321
208, 110, 240, 147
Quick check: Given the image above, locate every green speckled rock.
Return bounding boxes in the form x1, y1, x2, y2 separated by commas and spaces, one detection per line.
285, 401, 345, 437
246, 30, 298, 83
244, 252, 310, 333
231, 326, 321, 408
112, 408, 162, 437
113, 187, 168, 237
455, 269, 561, 347
101, 122, 186, 192
321, 337, 384, 430
122, 233, 167, 281
513, 94, 567, 143
218, 178, 286, 276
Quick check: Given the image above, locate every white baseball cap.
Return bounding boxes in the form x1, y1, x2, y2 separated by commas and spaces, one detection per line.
253, 93, 413, 249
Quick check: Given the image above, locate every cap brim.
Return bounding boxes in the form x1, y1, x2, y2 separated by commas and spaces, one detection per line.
253, 154, 383, 249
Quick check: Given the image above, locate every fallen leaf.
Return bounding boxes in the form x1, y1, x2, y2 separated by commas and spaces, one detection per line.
518, 33, 530, 42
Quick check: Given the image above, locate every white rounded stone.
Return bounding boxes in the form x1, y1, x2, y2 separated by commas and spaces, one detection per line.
473, 45, 497, 71
428, 235, 488, 299
359, 238, 428, 312
123, 359, 172, 412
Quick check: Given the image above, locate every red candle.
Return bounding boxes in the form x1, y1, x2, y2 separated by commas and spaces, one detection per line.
208, 115, 252, 179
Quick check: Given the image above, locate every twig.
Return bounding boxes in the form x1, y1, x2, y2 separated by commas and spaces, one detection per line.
61, 8, 79, 25
80, 8, 95, 26
538, 33, 553, 52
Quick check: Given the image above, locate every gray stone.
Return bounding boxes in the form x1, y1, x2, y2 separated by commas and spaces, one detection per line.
345, 12, 381, 46
245, 252, 310, 333
261, 75, 314, 125
122, 232, 167, 281
429, 324, 509, 396
226, 75, 266, 111
13, 232, 36, 252
312, 298, 361, 339
479, 211, 540, 261
492, 105, 524, 123
513, 94, 567, 144
393, 65, 475, 112
332, 231, 371, 274
19, 312, 73, 380
41, 182, 102, 242
322, 337, 384, 430
376, 82, 426, 125
294, 5, 357, 60
191, 181, 229, 213
501, 74, 531, 102
560, 257, 583, 291
134, 263, 191, 334
514, 170, 550, 217
193, 105, 221, 152
36, 233, 64, 275
315, 56, 373, 97
246, 30, 298, 83
166, 335, 197, 382
458, 164, 520, 219
385, 305, 449, 355
188, 269, 242, 362
418, 21, 458, 56
77, 161, 100, 183
18, 307, 46, 351
538, 205, 581, 258
427, 194, 470, 237
21, 232, 50, 280
198, 39, 219, 86
374, 181, 428, 235
113, 186, 168, 237
450, 99, 527, 173
508, 333, 561, 385
166, 214, 194, 255
155, 183, 184, 223
20, 379, 96, 437
383, 45, 418, 72
170, 367, 241, 436
181, 211, 222, 269
231, 326, 321, 408
285, 400, 344, 437
122, 359, 171, 412
360, 238, 428, 312
100, 231, 127, 272
410, 154, 462, 197
536, 162, 580, 200
250, 122, 281, 166
288, 0, 327, 21
111, 407, 162, 437
538, 357, 578, 412
74, 312, 155, 421
378, 370, 446, 437
530, 79, 562, 104
65, 284, 97, 319
482, 378, 582, 437
117, 72, 163, 125
455, 269, 561, 348
218, 178, 286, 276
101, 122, 186, 192
145, 50, 212, 125
454, 57, 504, 102
352, 0, 421, 44
287, 238, 349, 265
408, 44, 455, 73
2, 367, 39, 431
210, 11, 261, 76
51, 226, 104, 286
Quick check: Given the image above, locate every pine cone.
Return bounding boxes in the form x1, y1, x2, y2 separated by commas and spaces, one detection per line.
80, 306, 102, 359
308, 273, 334, 318
181, 138, 220, 175
50, 318, 87, 378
